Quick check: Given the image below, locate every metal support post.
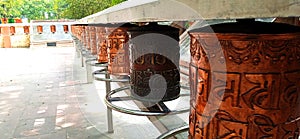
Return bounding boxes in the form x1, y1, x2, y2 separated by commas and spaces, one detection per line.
86, 61, 93, 83
105, 66, 114, 133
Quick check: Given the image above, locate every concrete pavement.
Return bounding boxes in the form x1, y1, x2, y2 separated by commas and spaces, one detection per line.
0, 47, 172, 139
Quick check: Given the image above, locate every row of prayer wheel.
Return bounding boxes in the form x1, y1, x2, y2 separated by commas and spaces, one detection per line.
0, 25, 69, 35
71, 20, 300, 138
37, 25, 69, 34
71, 24, 130, 72
71, 23, 181, 102
0, 26, 29, 35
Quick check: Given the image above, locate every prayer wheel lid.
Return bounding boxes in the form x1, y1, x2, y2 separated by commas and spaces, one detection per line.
189, 20, 300, 34
128, 22, 179, 32
73, 24, 88, 26
87, 23, 137, 28
127, 22, 180, 41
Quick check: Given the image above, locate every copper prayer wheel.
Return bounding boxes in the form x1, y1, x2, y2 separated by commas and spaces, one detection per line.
89, 26, 97, 55
37, 25, 43, 34
96, 26, 108, 63
85, 26, 91, 50
71, 25, 75, 35
50, 25, 56, 33
71, 25, 80, 39
76, 25, 83, 42
63, 25, 69, 33
81, 26, 87, 48
128, 22, 180, 102
70, 25, 76, 38
80, 26, 84, 44
105, 23, 137, 75
79, 26, 85, 43
71, 25, 79, 37
10, 26, 15, 35
23, 26, 29, 34
106, 26, 129, 75
188, 20, 300, 139
71, 25, 77, 38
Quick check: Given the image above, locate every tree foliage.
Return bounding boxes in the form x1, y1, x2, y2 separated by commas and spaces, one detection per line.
0, 0, 125, 20
62, 0, 126, 19
0, 0, 24, 17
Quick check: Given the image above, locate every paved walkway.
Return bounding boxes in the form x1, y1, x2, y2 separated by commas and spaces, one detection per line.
0, 47, 165, 139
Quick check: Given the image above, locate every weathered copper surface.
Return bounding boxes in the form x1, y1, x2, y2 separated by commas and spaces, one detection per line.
23, 26, 29, 34
188, 21, 300, 139
37, 25, 43, 34
10, 26, 15, 35
96, 26, 108, 63
128, 23, 180, 102
89, 26, 97, 55
50, 25, 56, 33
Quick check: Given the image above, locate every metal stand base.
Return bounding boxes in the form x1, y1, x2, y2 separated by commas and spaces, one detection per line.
104, 86, 190, 116
94, 69, 190, 137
